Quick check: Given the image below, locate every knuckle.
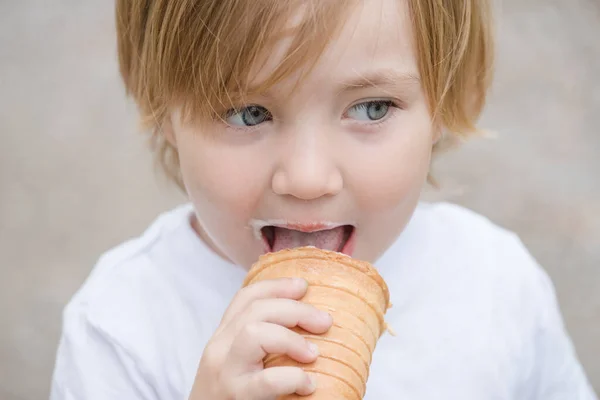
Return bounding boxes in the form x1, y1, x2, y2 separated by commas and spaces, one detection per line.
247, 298, 262, 314
290, 301, 312, 318
201, 338, 231, 371
306, 303, 326, 318
231, 287, 251, 306
259, 370, 281, 394
201, 346, 222, 373
197, 346, 237, 399
274, 298, 295, 313
240, 321, 262, 341
237, 284, 253, 297
292, 330, 307, 345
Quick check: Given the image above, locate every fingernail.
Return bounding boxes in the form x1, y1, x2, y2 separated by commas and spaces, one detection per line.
308, 341, 319, 356
306, 374, 317, 392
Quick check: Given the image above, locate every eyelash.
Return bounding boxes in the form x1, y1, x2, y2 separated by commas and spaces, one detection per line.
221, 99, 403, 131
345, 100, 402, 126
221, 105, 271, 132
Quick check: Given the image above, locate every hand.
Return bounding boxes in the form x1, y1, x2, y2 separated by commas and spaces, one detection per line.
188, 277, 333, 400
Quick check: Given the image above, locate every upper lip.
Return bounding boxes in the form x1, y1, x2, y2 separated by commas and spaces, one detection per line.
277, 222, 343, 232
249, 219, 354, 240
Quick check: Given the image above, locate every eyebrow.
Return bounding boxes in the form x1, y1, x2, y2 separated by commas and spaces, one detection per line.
336, 69, 421, 95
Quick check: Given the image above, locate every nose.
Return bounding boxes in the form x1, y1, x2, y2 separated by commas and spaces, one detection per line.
272, 133, 343, 200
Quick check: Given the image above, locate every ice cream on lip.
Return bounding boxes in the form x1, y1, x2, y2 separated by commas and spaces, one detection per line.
249, 220, 357, 256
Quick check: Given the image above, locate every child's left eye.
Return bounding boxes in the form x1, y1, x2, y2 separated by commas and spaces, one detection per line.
224, 105, 272, 127
345, 100, 396, 122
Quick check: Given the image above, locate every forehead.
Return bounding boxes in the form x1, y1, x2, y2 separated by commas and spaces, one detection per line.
250, 0, 418, 93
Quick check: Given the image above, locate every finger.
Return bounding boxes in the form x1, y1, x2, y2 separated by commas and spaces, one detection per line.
228, 322, 319, 373
234, 298, 332, 335
220, 278, 308, 328
238, 367, 316, 399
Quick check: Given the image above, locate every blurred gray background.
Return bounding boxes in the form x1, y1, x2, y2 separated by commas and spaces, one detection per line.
0, 0, 598, 399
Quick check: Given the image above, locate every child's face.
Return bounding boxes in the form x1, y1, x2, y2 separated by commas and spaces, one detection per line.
167, 0, 436, 268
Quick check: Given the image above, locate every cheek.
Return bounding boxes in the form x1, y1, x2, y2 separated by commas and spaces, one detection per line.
176, 134, 267, 221
347, 118, 433, 211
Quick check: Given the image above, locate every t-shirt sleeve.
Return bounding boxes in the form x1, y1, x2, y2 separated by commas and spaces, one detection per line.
50, 305, 158, 400
530, 267, 598, 400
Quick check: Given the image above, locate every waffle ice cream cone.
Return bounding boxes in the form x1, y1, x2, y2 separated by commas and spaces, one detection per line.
243, 246, 390, 400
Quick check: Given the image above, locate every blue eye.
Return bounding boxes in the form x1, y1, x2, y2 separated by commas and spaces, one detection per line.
346, 100, 394, 121
225, 105, 272, 127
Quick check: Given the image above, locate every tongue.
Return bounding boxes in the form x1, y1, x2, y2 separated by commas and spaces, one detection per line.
271, 226, 346, 253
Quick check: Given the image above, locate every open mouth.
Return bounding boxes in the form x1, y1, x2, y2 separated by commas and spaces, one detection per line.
261, 225, 355, 255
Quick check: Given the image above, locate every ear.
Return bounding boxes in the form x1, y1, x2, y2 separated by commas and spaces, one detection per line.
162, 112, 177, 148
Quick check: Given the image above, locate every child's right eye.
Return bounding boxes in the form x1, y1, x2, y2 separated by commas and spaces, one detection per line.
224, 105, 272, 127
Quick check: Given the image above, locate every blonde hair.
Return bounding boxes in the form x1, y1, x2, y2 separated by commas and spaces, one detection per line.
116, 0, 494, 189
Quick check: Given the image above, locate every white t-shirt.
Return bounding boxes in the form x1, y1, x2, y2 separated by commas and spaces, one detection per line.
50, 202, 597, 400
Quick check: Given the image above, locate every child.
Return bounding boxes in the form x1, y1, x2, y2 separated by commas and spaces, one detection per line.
51, 0, 597, 399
